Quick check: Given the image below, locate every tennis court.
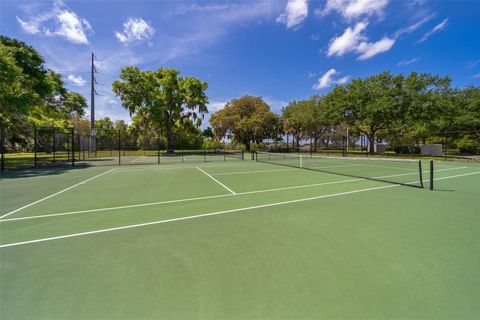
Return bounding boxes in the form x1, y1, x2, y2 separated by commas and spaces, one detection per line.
1, 155, 479, 319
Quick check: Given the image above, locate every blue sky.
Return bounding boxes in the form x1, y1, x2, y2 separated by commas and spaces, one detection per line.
1, 0, 479, 126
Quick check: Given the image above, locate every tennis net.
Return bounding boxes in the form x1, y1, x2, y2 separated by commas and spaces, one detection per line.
217, 149, 245, 160
256, 151, 425, 188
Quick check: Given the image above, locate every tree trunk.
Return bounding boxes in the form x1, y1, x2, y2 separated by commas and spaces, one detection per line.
166, 129, 174, 153
368, 135, 375, 154
245, 140, 251, 152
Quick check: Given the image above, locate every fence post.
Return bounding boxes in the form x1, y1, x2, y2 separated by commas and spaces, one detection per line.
157, 137, 161, 164
430, 160, 434, 190
0, 120, 4, 171
310, 136, 312, 158
52, 128, 56, 164
34, 125, 37, 167
444, 132, 447, 161
71, 128, 75, 167
118, 129, 121, 165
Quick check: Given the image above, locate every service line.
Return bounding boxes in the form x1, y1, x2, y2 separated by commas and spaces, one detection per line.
0, 168, 116, 219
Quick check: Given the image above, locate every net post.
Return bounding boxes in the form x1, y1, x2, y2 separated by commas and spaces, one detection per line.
429, 160, 434, 190
418, 160, 424, 188
242, 150, 244, 160
71, 128, 75, 167
204, 148, 207, 162
254, 151, 258, 161
224, 147, 226, 162
300, 154, 303, 168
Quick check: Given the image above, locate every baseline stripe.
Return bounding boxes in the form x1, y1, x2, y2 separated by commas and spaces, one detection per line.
1, 171, 478, 248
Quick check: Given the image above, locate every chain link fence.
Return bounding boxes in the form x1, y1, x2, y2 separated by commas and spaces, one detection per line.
1, 122, 74, 171
1, 124, 246, 172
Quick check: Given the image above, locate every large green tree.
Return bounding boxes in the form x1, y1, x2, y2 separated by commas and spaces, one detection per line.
323, 71, 452, 153
112, 67, 208, 152
0, 36, 86, 127
282, 99, 316, 150
210, 96, 278, 151
95, 117, 115, 147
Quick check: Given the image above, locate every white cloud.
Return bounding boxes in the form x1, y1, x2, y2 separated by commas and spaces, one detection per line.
327, 21, 395, 60
313, 68, 350, 89
316, 0, 389, 20
46, 11, 92, 44
418, 18, 448, 43
398, 57, 420, 66
115, 18, 155, 45
357, 36, 395, 60
17, 17, 41, 34
160, 2, 277, 61
276, 0, 308, 30
67, 74, 86, 86
327, 22, 367, 56
16, 1, 92, 44
208, 101, 227, 112
394, 14, 434, 37
472, 72, 480, 79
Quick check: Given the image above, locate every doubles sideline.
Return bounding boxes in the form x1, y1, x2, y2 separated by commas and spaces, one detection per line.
1, 171, 479, 249
0, 166, 468, 222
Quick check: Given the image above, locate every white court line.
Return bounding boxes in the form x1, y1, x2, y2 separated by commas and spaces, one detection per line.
1, 171, 479, 249
211, 164, 361, 176
0, 166, 468, 223
309, 164, 362, 169
211, 168, 297, 176
0, 168, 116, 219
114, 163, 260, 172
197, 167, 236, 194
129, 156, 146, 163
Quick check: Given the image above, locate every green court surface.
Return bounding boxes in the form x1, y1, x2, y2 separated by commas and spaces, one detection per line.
1, 158, 479, 319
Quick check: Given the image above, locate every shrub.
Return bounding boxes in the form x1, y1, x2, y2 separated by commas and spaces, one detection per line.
456, 135, 479, 154
393, 145, 420, 154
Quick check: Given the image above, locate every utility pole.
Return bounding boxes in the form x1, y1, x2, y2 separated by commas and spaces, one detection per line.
90, 52, 97, 153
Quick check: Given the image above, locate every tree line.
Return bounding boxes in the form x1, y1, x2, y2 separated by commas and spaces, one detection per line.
2, 36, 479, 156
211, 75, 480, 154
